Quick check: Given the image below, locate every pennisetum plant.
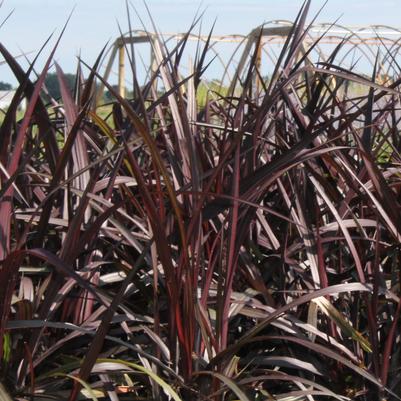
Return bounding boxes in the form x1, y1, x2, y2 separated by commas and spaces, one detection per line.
0, 1, 401, 400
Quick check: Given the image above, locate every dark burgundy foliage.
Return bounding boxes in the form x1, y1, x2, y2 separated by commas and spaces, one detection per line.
0, 1, 401, 400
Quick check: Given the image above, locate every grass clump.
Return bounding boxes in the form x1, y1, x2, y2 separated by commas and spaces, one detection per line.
1, 1, 401, 400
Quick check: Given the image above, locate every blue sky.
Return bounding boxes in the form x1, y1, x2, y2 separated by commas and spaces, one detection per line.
0, 0, 400, 85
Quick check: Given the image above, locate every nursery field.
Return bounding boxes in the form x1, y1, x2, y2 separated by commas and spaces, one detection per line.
2, 1, 401, 400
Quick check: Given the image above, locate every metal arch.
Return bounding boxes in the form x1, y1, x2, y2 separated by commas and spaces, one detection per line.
381, 39, 401, 79
334, 36, 377, 70
96, 24, 401, 105
331, 25, 401, 81
316, 24, 400, 81
257, 22, 401, 82
94, 40, 120, 105
321, 23, 378, 63
219, 34, 249, 87
375, 38, 401, 81
161, 31, 238, 85
368, 25, 401, 34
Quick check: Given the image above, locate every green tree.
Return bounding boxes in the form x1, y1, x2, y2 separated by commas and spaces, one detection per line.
0, 81, 12, 91
44, 72, 76, 99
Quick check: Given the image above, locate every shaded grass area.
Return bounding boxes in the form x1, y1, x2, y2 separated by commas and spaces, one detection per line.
1, 1, 401, 400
